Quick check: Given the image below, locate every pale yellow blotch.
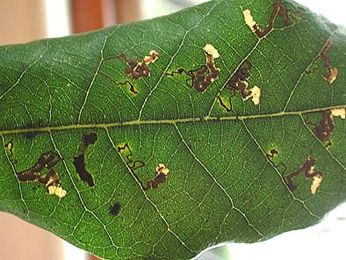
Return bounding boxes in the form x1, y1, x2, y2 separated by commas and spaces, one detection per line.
311, 175, 323, 195
331, 108, 346, 119
245, 86, 261, 105
203, 44, 220, 59
143, 50, 159, 64
325, 67, 338, 84
6, 142, 12, 150
48, 185, 67, 198
243, 9, 256, 32
156, 163, 169, 176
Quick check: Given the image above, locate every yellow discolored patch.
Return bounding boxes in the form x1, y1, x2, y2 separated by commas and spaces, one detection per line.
156, 163, 169, 176
203, 44, 220, 59
48, 185, 67, 198
311, 175, 323, 195
245, 86, 261, 105
243, 9, 256, 32
143, 50, 159, 64
331, 108, 346, 119
325, 67, 338, 84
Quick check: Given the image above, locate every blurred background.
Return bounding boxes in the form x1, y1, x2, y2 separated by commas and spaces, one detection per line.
0, 0, 346, 259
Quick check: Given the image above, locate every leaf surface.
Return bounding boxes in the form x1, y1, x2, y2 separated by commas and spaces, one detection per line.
0, 0, 346, 259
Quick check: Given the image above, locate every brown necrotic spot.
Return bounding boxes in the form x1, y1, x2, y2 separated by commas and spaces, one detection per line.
321, 38, 337, 84
243, 1, 290, 39
226, 59, 253, 99
119, 50, 159, 80
285, 156, 323, 194
16, 152, 66, 198
98, 50, 158, 95
109, 202, 121, 217
144, 164, 169, 190
82, 132, 98, 149
73, 154, 94, 187
314, 110, 335, 146
225, 60, 262, 108
165, 44, 220, 93
73, 132, 98, 187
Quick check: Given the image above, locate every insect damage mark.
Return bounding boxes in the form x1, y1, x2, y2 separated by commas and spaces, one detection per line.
244, 86, 261, 105
305, 110, 340, 147
73, 132, 98, 187
144, 163, 169, 190
119, 50, 159, 80
266, 148, 287, 171
217, 95, 232, 112
99, 50, 158, 95
286, 156, 323, 195
223, 60, 261, 110
83, 132, 98, 149
305, 60, 319, 75
313, 110, 335, 146
226, 60, 252, 99
117, 143, 145, 171
98, 72, 138, 95
331, 108, 346, 119
309, 108, 346, 146
117, 143, 146, 188
243, 1, 290, 39
116, 145, 169, 191
16, 152, 67, 198
321, 38, 337, 84
73, 154, 94, 187
5, 141, 17, 164
165, 44, 220, 93
109, 202, 121, 217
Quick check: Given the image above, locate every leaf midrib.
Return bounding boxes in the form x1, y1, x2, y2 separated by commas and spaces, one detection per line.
0, 105, 344, 136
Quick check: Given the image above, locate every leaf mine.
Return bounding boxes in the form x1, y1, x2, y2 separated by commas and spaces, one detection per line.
165, 44, 220, 93
217, 95, 232, 112
331, 108, 346, 119
321, 38, 337, 84
286, 156, 323, 195
73, 154, 94, 187
15, 151, 66, 198
244, 85, 261, 105
99, 49, 158, 95
83, 132, 98, 149
72, 132, 98, 187
117, 143, 145, 171
243, 1, 290, 39
5, 141, 17, 164
119, 50, 159, 79
144, 163, 169, 190
305, 60, 320, 75
313, 110, 334, 146
266, 148, 287, 171
305, 109, 345, 147
225, 59, 261, 107
311, 175, 323, 195
98, 72, 138, 95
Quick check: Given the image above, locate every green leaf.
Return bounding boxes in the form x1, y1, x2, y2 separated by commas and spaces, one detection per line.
1, 0, 345, 259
